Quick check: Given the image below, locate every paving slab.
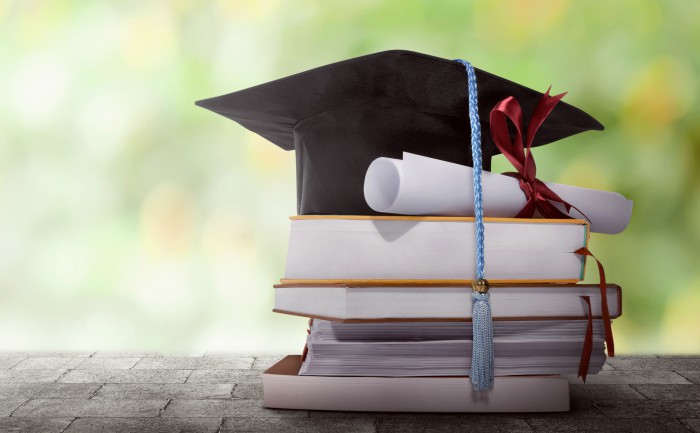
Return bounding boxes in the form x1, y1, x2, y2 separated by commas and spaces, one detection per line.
568, 384, 645, 401
58, 369, 192, 384
96, 383, 234, 400
376, 415, 532, 433
2, 352, 93, 358
13, 357, 86, 370
527, 417, 691, 432
162, 399, 307, 418
134, 357, 254, 370
593, 399, 700, 418
186, 370, 260, 384
518, 399, 605, 419
222, 416, 376, 433
678, 371, 700, 384
93, 351, 206, 358
631, 384, 700, 400
75, 357, 141, 369
0, 369, 67, 383
203, 352, 271, 358
657, 355, 700, 358
0, 398, 28, 416
680, 419, 700, 432
606, 357, 700, 370
12, 398, 168, 417
231, 383, 263, 400
0, 356, 26, 370
64, 417, 221, 433
0, 417, 74, 433
0, 383, 101, 399
306, 411, 380, 420
565, 370, 692, 385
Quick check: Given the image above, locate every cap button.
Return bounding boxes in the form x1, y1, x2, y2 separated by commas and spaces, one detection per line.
471, 278, 490, 293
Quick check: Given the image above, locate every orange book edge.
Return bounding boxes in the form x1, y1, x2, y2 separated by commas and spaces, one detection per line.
279, 278, 581, 285
272, 309, 621, 323
290, 215, 588, 224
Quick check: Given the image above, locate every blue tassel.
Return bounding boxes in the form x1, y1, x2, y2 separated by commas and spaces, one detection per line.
471, 290, 494, 390
455, 59, 494, 391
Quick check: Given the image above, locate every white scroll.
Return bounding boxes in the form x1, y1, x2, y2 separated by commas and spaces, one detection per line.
364, 152, 632, 234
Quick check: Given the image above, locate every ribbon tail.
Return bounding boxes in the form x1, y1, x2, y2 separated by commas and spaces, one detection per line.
514, 198, 538, 218
578, 296, 594, 382
539, 189, 593, 223
537, 197, 575, 219
575, 247, 615, 357
564, 202, 593, 225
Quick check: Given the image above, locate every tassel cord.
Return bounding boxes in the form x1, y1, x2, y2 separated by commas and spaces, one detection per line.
455, 59, 494, 391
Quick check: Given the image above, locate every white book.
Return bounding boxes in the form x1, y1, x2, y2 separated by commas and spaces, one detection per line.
274, 283, 621, 320
299, 320, 607, 377
264, 356, 570, 412
283, 216, 589, 283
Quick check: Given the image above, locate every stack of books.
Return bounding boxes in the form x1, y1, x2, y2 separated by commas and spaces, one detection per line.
194, 49, 628, 413
263, 216, 621, 412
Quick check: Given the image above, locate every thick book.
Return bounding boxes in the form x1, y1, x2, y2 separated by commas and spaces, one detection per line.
274, 283, 621, 321
299, 320, 607, 377
283, 216, 589, 283
264, 356, 570, 412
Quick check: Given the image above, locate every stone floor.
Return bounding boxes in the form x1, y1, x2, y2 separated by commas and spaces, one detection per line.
0, 353, 698, 432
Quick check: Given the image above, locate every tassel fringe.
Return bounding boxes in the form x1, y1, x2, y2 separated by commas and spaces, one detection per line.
471, 291, 494, 390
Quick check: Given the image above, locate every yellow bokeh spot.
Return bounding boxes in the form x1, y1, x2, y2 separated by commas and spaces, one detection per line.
555, 158, 611, 191
217, 0, 281, 21
201, 208, 256, 259
139, 183, 195, 258
621, 56, 695, 131
120, 4, 176, 71
244, 133, 294, 175
475, 0, 570, 48
662, 283, 700, 353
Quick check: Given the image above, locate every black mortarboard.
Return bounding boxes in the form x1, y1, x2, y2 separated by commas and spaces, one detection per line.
196, 50, 603, 215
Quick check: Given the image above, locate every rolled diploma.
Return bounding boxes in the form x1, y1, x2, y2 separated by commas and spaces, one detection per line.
364, 152, 633, 235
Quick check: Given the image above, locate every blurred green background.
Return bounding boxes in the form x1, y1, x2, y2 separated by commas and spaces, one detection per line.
1, 0, 698, 354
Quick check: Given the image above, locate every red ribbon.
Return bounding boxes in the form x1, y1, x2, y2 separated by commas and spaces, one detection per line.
575, 246, 616, 382
489, 89, 588, 220
578, 296, 593, 382
575, 247, 615, 358
490, 92, 615, 379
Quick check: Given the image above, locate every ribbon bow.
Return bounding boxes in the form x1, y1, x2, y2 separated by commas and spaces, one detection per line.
490, 89, 586, 220
490, 90, 615, 381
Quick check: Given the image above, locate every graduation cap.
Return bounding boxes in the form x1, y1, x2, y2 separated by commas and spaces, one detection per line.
196, 50, 603, 215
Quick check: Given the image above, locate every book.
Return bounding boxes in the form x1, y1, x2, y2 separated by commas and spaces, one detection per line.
264, 356, 570, 412
274, 283, 621, 321
299, 320, 607, 377
283, 216, 589, 283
